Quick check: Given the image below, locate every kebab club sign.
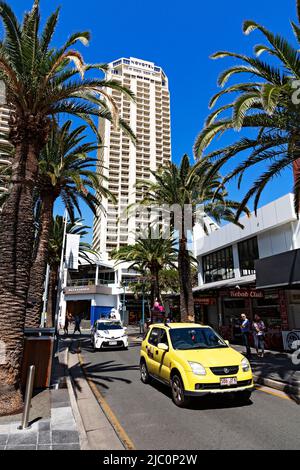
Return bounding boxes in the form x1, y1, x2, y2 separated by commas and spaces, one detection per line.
221, 289, 264, 299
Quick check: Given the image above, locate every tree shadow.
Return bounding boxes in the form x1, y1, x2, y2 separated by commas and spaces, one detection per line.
68, 335, 139, 394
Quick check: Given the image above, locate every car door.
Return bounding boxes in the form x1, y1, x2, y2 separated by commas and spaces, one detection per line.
145, 327, 161, 375
152, 328, 172, 382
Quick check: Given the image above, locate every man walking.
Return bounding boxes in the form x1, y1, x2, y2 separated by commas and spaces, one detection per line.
240, 313, 252, 358
73, 314, 82, 335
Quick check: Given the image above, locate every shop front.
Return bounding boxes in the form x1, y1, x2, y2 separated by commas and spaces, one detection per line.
255, 249, 300, 350
194, 296, 218, 328
218, 287, 285, 350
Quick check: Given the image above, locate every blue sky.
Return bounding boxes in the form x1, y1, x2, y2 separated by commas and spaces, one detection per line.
6, 0, 298, 241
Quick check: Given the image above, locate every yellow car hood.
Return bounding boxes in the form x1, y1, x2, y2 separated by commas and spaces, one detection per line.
174, 347, 244, 368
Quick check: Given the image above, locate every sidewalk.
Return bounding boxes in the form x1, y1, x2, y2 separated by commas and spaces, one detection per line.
0, 340, 81, 450
67, 337, 125, 450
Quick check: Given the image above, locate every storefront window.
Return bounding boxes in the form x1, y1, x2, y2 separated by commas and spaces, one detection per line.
238, 237, 259, 276
253, 289, 282, 329
203, 247, 234, 283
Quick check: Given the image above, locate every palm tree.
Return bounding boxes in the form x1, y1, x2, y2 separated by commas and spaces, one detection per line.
136, 155, 248, 322
26, 121, 113, 328
0, 135, 13, 210
46, 216, 96, 328
111, 235, 177, 308
0, 1, 134, 415
194, 0, 300, 217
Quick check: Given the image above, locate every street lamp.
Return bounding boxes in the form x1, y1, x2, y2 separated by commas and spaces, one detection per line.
54, 210, 68, 334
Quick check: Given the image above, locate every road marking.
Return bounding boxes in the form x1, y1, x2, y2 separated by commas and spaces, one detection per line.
255, 385, 293, 401
78, 350, 136, 451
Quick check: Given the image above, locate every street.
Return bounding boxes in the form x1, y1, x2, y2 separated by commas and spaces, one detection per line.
78, 334, 300, 450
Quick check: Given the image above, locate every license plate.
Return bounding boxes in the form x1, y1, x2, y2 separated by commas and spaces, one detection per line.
109, 341, 117, 346
220, 377, 237, 386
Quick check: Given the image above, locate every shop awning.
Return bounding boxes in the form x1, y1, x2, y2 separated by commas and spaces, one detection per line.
255, 249, 300, 289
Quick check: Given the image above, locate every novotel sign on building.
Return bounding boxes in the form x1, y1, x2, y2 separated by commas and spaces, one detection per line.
129, 58, 155, 70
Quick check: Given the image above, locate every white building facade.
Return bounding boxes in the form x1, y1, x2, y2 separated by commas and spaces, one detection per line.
93, 57, 171, 255
59, 253, 142, 328
194, 194, 300, 350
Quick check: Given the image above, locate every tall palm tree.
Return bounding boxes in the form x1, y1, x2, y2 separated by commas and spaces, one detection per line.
136, 155, 248, 322
111, 235, 177, 308
46, 216, 96, 328
0, 135, 13, 210
26, 121, 114, 328
0, 0, 134, 415
194, 0, 300, 217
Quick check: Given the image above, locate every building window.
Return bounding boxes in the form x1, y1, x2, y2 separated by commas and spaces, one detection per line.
203, 247, 234, 283
238, 237, 259, 277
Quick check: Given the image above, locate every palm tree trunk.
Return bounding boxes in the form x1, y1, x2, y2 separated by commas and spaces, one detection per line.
0, 141, 39, 416
178, 238, 194, 322
26, 194, 55, 328
150, 267, 161, 307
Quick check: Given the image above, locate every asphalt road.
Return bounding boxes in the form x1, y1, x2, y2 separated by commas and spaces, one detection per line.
79, 334, 300, 450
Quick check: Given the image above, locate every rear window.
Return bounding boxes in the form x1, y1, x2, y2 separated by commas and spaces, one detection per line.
97, 322, 122, 330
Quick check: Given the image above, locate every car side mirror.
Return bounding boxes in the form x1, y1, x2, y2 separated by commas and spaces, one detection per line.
225, 340, 230, 346
158, 343, 169, 352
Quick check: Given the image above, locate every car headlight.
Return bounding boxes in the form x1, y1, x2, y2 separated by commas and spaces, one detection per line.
241, 357, 250, 372
188, 362, 206, 376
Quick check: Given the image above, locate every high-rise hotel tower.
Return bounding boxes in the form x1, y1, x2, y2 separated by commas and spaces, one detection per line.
93, 58, 171, 255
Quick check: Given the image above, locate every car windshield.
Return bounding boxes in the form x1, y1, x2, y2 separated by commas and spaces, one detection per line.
97, 322, 122, 330
169, 327, 227, 350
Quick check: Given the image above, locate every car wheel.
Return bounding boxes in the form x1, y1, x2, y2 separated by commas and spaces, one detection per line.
140, 360, 151, 384
171, 374, 189, 408
235, 390, 252, 404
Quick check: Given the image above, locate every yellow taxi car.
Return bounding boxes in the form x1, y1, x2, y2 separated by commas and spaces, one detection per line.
140, 323, 253, 407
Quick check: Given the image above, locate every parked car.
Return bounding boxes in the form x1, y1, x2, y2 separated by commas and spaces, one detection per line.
140, 322, 253, 407
91, 319, 128, 350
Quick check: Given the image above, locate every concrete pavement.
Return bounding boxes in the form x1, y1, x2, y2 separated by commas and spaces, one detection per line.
0, 387, 80, 450
67, 338, 126, 450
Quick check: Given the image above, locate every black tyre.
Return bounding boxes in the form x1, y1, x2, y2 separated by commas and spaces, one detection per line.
171, 374, 189, 408
140, 360, 151, 384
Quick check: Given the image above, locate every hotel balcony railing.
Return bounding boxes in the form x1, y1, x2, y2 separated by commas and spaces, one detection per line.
67, 279, 115, 287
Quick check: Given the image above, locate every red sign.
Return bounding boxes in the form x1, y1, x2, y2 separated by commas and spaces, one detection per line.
194, 298, 216, 305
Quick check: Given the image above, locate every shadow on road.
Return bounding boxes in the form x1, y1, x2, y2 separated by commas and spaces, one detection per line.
68, 335, 139, 391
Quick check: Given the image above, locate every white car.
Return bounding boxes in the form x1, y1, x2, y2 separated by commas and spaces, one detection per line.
91, 319, 128, 350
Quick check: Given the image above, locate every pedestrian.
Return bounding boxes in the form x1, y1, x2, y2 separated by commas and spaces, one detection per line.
253, 314, 266, 358
64, 314, 70, 336
240, 313, 252, 358
73, 314, 82, 335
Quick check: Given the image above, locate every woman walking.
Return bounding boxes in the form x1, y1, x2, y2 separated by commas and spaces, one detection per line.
253, 315, 266, 358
